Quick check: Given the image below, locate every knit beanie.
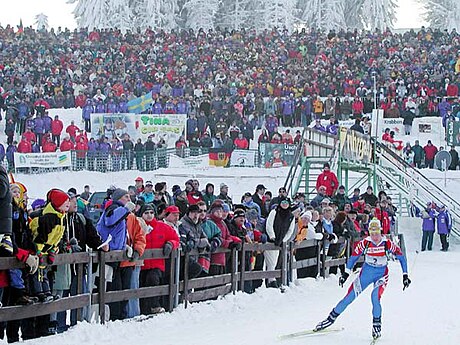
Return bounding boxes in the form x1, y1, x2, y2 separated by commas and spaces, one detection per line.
47, 189, 70, 209
31, 198, 46, 210
112, 188, 128, 202
139, 204, 155, 216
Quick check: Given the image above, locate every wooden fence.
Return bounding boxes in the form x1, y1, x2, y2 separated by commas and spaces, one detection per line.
0, 235, 405, 325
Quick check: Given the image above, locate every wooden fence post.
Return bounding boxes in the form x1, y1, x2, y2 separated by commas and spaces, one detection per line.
239, 243, 246, 292
183, 251, 189, 309
320, 239, 326, 278
316, 240, 321, 278
231, 248, 238, 294
98, 251, 106, 324
288, 242, 295, 285
281, 242, 287, 286
76, 263, 84, 321
168, 249, 177, 312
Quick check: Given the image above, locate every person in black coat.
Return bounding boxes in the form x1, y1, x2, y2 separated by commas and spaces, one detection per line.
252, 184, 268, 218
360, 186, 378, 206
449, 146, 459, 170
349, 118, 364, 134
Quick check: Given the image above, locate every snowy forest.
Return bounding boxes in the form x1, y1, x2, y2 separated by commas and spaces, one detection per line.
67, 0, 460, 32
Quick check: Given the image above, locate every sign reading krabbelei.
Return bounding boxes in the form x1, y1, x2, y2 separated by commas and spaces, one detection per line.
339, 127, 373, 163
14, 151, 72, 168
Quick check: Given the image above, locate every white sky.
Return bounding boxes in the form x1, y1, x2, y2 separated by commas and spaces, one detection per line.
0, 0, 426, 30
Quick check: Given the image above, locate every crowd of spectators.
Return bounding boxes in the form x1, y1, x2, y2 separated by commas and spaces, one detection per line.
0, 164, 399, 341
1, 25, 460, 164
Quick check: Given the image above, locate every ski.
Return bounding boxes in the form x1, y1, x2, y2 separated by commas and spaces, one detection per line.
279, 327, 344, 340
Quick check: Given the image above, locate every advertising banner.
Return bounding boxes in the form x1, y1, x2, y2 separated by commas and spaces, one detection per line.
91, 113, 187, 148
14, 151, 72, 168
339, 127, 373, 163
447, 121, 460, 146
259, 143, 297, 168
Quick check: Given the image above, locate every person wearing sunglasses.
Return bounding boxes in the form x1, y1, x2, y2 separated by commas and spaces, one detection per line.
139, 204, 179, 315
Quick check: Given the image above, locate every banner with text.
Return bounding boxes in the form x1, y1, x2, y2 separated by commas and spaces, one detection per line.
339, 127, 373, 163
14, 151, 72, 168
447, 120, 460, 146
91, 113, 187, 148
230, 150, 257, 167
259, 143, 297, 168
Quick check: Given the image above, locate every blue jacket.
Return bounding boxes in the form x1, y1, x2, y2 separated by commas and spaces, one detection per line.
436, 210, 451, 234
82, 103, 94, 120
140, 191, 154, 203
242, 200, 261, 216
96, 202, 129, 251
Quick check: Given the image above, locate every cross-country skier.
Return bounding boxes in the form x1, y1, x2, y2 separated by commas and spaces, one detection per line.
314, 218, 411, 340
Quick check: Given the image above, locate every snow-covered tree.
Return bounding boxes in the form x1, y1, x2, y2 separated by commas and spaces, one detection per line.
68, 0, 110, 30
262, 0, 299, 31
131, 0, 178, 30
361, 0, 397, 31
34, 13, 49, 31
343, 0, 365, 29
215, 0, 252, 30
419, 0, 460, 30
106, 0, 134, 31
322, 0, 346, 31
299, 0, 346, 31
182, 0, 220, 31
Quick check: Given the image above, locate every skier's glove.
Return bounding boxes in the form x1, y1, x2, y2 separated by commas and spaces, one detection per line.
403, 274, 411, 291
339, 272, 349, 287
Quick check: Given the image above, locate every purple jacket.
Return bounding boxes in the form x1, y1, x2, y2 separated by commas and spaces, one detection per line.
436, 210, 451, 234
34, 117, 45, 134
153, 102, 163, 114
6, 145, 16, 162
106, 101, 118, 114
282, 100, 294, 115
43, 116, 52, 133
326, 123, 338, 135
95, 102, 106, 113
98, 142, 111, 154
118, 101, 128, 113
172, 86, 184, 97
421, 209, 436, 232
0, 144, 5, 161
82, 103, 94, 120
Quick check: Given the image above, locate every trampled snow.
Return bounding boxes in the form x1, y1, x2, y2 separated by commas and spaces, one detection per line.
10, 166, 459, 345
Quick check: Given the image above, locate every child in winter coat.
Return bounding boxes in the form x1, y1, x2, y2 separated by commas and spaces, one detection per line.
30, 189, 70, 302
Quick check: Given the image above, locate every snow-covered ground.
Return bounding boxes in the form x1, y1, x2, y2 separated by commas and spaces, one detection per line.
7, 166, 458, 345
18, 216, 458, 345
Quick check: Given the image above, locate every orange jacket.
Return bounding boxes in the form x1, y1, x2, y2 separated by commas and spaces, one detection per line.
120, 213, 147, 267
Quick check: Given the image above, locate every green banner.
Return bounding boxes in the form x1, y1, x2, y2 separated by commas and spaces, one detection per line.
447, 121, 460, 146
259, 143, 297, 168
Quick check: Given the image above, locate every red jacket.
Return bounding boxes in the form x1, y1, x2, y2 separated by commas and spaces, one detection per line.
447, 84, 458, 97
23, 131, 36, 143
208, 214, 240, 266
315, 170, 339, 197
17, 140, 31, 153
234, 137, 249, 149
142, 219, 179, 272
42, 141, 57, 152
374, 208, 390, 235
187, 192, 203, 205
75, 94, 87, 108
60, 139, 74, 152
352, 200, 365, 214
424, 145, 438, 160
66, 125, 80, 139
51, 119, 63, 136
75, 141, 88, 158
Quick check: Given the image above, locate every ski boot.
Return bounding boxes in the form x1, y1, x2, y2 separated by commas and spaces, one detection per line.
372, 317, 381, 339
315, 310, 339, 332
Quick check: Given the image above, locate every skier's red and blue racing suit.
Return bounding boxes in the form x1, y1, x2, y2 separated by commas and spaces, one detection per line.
333, 237, 408, 318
